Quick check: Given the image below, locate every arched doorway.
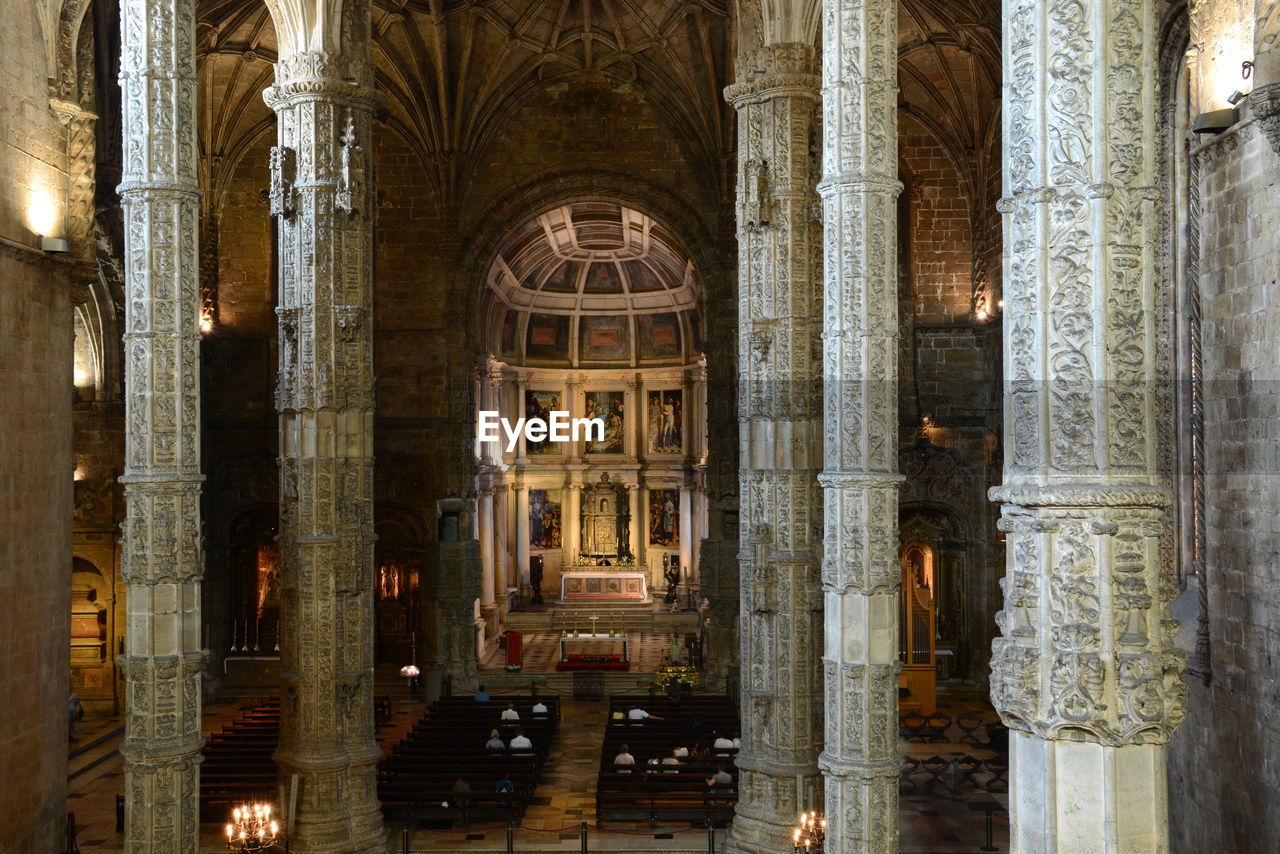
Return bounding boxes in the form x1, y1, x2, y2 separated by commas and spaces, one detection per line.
472, 201, 709, 650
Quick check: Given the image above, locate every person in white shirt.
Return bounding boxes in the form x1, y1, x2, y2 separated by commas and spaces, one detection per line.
509, 730, 533, 751
613, 744, 636, 773
531, 701, 548, 715
673, 746, 689, 758
627, 706, 664, 723
713, 733, 735, 751
501, 703, 520, 721
731, 733, 741, 749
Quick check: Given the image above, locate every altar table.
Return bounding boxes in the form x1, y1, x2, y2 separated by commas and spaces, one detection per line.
559, 570, 649, 603
558, 632, 631, 662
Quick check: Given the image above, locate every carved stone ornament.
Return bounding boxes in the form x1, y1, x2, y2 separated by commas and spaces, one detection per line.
335, 113, 367, 214
739, 159, 771, 228
1248, 83, 1280, 157
268, 145, 295, 217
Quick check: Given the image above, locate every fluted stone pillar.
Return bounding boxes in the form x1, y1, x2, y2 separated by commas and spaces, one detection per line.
117, 0, 205, 848
991, 0, 1187, 849
816, 0, 903, 850
724, 43, 825, 854
264, 35, 387, 853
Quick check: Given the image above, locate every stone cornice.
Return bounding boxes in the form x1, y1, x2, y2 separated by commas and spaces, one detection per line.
724, 73, 822, 106
0, 235, 76, 272
990, 482, 1172, 509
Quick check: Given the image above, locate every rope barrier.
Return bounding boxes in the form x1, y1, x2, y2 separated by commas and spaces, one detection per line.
515, 823, 581, 833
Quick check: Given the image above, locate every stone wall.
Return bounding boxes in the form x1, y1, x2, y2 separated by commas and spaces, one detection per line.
1168, 117, 1280, 854
0, 248, 74, 852
0, 0, 76, 848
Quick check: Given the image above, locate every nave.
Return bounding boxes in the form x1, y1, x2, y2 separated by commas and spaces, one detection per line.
64, 681, 1013, 853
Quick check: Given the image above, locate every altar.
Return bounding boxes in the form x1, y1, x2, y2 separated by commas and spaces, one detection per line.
560, 570, 650, 603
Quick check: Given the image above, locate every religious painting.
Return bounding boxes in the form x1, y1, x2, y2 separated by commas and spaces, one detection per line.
583, 262, 624, 293
637, 313, 681, 360
623, 260, 663, 292
648, 488, 680, 547
526, 313, 569, 361
579, 315, 631, 361
529, 489, 562, 550
647, 389, 683, 454
541, 260, 579, 292
500, 309, 519, 356
584, 391, 625, 453
524, 390, 562, 455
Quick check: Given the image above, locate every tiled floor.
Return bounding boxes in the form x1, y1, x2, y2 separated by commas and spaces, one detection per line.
67, 685, 1008, 853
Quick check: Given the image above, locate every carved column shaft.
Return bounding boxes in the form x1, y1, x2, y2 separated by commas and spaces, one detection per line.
724, 43, 825, 854
264, 45, 387, 853
816, 0, 903, 849
992, 0, 1186, 848
116, 0, 205, 849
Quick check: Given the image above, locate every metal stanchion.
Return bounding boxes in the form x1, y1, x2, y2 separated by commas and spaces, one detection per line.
507, 820, 515, 854
580, 821, 588, 854
707, 817, 715, 854
401, 814, 411, 854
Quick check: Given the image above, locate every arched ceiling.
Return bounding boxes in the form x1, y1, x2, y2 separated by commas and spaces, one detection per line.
489, 202, 698, 315
898, 0, 1000, 202
195, 0, 734, 208
482, 202, 703, 368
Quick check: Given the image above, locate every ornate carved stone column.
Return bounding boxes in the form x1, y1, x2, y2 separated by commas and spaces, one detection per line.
723, 43, 825, 854
816, 0, 903, 849
263, 30, 388, 852
116, 0, 205, 848
991, 0, 1187, 848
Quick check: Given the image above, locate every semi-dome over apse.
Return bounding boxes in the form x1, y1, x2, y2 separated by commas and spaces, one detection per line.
483, 203, 703, 367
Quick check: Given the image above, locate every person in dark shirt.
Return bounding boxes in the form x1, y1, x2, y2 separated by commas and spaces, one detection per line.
495, 772, 515, 808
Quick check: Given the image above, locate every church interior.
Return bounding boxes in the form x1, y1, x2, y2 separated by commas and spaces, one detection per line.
2, 0, 1278, 851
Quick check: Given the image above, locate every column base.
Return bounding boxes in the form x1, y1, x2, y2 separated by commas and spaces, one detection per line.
1009, 731, 1169, 854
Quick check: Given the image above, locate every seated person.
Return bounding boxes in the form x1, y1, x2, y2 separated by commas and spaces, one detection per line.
494, 772, 515, 808
485, 728, 506, 750
713, 732, 735, 752
509, 729, 533, 752
611, 710, 626, 722
662, 748, 683, 773
705, 765, 733, 794
627, 705, 664, 723
687, 717, 714, 737
673, 745, 689, 758
474, 684, 490, 703
613, 743, 636, 772
451, 778, 473, 817
501, 703, 520, 721
731, 732, 741, 749
531, 699, 548, 715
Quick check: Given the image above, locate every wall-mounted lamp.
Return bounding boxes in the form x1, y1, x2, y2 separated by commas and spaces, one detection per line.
1193, 108, 1239, 134
38, 236, 70, 253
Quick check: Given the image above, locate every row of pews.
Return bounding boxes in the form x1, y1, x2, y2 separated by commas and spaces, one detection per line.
378, 695, 560, 826
595, 695, 740, 826
200, 696, 394, 822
